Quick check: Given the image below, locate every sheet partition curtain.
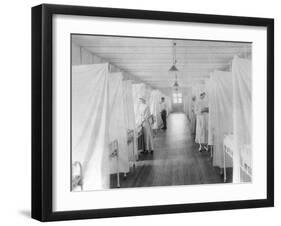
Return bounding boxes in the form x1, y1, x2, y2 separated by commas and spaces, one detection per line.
192, 84, 206, 100
207, 78, 214, 145
166, 96, 172, 116
182, 88, 190, 114
149, 90, 163, 129
232, 56, 252, 183
109, 73, 130, 174
209, 71, 233, 168
132, 83, 147, 126
72, 63, 110, 190
183, 91, 193, 120
183, 95, 189, 117
145, 86, 152, 107
122, 80, 138, 162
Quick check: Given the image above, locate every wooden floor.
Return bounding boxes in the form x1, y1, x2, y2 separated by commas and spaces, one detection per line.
110, 112, 232, 188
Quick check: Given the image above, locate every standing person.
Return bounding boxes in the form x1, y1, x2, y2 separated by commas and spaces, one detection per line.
195, 92, 209, 152
160, 97, 167, 130
139, 97, 154, 154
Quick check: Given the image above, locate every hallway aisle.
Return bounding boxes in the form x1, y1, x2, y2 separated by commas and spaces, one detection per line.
111, 113, 226, 188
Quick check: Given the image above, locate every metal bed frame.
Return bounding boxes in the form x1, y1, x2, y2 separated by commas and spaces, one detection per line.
127, 129, 136, 168
108, 115, 155, 188
109, 140, 120, 188
71, 161, 83, 191
223, 135, 252, 182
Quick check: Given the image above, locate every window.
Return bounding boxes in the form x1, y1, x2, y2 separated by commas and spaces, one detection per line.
173, 92, 182, 104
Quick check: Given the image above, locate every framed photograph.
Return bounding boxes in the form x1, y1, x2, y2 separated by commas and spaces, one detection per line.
32, 4, 274, 221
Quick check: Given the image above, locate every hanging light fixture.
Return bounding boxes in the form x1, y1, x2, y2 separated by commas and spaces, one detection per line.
173, 72, 179, 90
169, 41, 180, 90
169, 64, 179, 72
169, 42, 179, 72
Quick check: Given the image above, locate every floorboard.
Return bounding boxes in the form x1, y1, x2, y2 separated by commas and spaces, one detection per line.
110, 112, 232, 188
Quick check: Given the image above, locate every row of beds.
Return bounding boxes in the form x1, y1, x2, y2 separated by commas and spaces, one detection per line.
72, 123, 251, 190
222, 134, 252, 182
72, 115, 155, 191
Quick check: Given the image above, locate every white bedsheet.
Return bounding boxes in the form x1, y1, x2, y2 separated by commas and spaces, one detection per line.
149, 90, 163, 129
224, 134, 252, 175
232, 56, 252, 182
72, 63, 110, 190
208, 71, 233, 168
109, 73, 129, 174
123, 80, 138, 161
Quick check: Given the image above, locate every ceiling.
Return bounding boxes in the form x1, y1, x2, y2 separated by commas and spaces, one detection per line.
72, 35, 251, 94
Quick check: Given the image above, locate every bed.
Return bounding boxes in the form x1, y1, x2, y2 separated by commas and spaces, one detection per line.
72, 161, 83, 191
223, 134, 252, 182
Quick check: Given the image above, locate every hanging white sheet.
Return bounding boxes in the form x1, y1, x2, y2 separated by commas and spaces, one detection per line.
164, 94, 172, 116
207, 77, 214, 145
183, 95, 189, 117
192, 84, 207, 102
72, 63, 110, 190
109, 73, 130, 174
149, 90, 163, 129
122, 80, 138, 162
209, 71, 233, 168
132, 83, 147, 126
195, 94, 209, 144
232, 56, 252, 182
182, 88, 196, 134
182, 88, 192, 119
145, 86, 152, 107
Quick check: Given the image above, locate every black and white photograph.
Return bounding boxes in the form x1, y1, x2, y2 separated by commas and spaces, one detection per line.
71, 35, 252, 191
29, 3, 274, 222
0, 0, 278, 224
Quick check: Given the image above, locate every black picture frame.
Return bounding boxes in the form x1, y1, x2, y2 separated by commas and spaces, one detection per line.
31, 4, 274, 222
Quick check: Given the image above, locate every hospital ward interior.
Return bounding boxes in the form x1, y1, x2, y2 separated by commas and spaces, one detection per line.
71, 35, 252, 191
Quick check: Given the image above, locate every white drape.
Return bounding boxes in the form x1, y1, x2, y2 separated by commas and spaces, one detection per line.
192, 84, 207, 101
182, 88, 192, 119
183, 96, 189, 117
122, 80, 138, 162
206, 78, 214, 145
232, 56, 252, 182
132, 83, 147, 126
149, 90, 163, 129
109, 73, 130, 174
182, 89, 196, 134
166, 96, 172, 115
72, 63, 110, 190
209, 71, 233, 168
145, 86, 153, 107
195, 97, 209, 144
